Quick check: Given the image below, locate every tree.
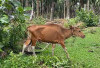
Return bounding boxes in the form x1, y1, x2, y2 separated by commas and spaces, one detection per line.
87, 0, 89, 11
91, 0, 100, 15
41, 0, 44, 16
36, 0, 39, 17
80, 0, 84, 8
66, 0, 70, 19
64, 0, 66, 19
25, 0, 29, 7
50, 1, 55, 21
30, 0, 34, 21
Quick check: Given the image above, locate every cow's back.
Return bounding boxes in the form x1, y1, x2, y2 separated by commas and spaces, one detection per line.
28, 24, 65, 43
28, 24, 64, 33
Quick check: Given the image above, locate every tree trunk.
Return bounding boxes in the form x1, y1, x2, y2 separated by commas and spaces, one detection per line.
66, 0, 70, 19
87, 0, 89, 11
41, 0, 44, 16
19, 0, 24, 7
40, 1, 41, 15
36, 0, 39, 17
84, 4, 86, 10
47, 5, 49, 18
50, 2, 55, 21
80, 0, 84, 8
25, 0, 28, 7
64, 0, 66, 19
30, 0, 34, 21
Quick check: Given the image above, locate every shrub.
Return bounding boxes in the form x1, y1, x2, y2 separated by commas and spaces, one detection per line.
1, 22, 27, 53
32, 16, 46, 25
37, 56, 72, 68
64, 22, 69, 28
0, 52, 72, 68
76, 9, 99, 26
68, 17, 79, 26
0, 0, 29, 53
0, 52, 39, 68
64, 18, 78, 28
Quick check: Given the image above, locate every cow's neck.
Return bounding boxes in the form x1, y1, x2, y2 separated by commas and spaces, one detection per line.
63, 28, 73, 39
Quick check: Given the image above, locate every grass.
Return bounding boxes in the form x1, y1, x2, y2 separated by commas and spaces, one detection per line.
0, 27, 100, 68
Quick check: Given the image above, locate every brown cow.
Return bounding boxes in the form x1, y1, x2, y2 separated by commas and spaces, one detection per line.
22, 24, 85, 59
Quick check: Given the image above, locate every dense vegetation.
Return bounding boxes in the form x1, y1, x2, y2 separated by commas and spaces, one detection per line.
0, 0, 100, 68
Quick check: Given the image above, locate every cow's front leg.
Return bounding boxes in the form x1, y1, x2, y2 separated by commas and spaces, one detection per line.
31, 46, 36, 56
60, 41, 70, 59
52, 44, 56, 56
31, 39, 37, 56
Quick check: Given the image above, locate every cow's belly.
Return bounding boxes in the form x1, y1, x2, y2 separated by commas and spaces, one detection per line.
38, 29, 62, 43
38, 39, 58, 43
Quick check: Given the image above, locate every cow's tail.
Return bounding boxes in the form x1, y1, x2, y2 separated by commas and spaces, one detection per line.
26, 27, 31, 38
25, 27, 32, 45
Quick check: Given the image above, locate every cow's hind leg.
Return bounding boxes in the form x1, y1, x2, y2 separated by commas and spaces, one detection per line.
22, 44, 27, 54
60, 42, 70, 59
52, 44, 56, 56
32, 46, 36, 56
31, 39, 37, 56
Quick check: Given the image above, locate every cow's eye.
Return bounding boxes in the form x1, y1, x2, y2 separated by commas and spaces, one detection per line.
79, 31, 81, 32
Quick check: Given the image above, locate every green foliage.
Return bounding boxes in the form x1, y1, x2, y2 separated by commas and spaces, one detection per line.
0, 43, 3, 52
1, 22, 26, 53
0, 52, 71, 68
64, 22, 69, 28
69, 17, 78, 24
37, 56, 72, 68
32, 16, 46, 25
0, 15, 9, 24
64, 9, 99, 27
0, 52, 39, 68
0, 0, 30, 53
0, 0, 30, 24
64, 18, 78, 28
68, 17, 79, 26
76, 9, 99, 26
24, 7, 32, 11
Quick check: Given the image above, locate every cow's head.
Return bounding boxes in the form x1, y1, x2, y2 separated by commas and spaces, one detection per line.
70, 26, 85, 38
